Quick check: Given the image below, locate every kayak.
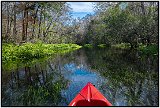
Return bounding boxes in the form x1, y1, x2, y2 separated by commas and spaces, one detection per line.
69, 82, 112, 106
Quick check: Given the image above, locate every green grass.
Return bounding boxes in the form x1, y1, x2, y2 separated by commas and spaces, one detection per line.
2, 43, 82, 71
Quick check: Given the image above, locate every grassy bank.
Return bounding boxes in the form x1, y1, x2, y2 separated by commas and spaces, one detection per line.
112, 43, 158, 56
111, 43, 131, 49
2, 43, 82, 71
83, 44, 108, 48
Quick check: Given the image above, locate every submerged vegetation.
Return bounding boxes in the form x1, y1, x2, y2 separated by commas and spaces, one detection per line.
19, 80, 67, 106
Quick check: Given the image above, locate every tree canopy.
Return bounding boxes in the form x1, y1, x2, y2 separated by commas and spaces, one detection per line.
2, 2, 158, 48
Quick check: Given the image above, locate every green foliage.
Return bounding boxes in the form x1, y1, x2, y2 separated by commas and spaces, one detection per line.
83, 44, 93, 48
83, 2, 158, 48
111, 43, 158, 56
138, 44, 158, 56
111, 43, 131, 49
97, 44, 106, 48
2, 43, 82, 71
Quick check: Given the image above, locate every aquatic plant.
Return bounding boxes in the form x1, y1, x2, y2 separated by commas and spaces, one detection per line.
111, 43, 131, 49
2, 43, 82, 71
97, 44, 107, 48
83, 44, 93, 48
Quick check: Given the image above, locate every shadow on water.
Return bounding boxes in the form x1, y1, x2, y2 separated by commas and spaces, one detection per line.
2, 47, 158, 106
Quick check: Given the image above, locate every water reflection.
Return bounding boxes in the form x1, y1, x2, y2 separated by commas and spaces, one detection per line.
61, 63, 106, 104
83, 48, 158, 106
2, 47, 158, 106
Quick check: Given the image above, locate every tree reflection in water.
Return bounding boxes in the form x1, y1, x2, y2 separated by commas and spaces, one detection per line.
2, 60, 69, 106
84, 48, 158, 106
2, 47, 158, 106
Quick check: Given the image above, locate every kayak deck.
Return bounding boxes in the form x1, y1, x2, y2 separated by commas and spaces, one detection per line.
69, 82, 112, 106
75, 99, 109, 106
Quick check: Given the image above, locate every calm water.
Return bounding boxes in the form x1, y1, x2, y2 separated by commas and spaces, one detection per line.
2, 47, 158, 106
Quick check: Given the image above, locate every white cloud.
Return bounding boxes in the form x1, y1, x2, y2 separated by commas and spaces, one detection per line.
67, 2, 94, 13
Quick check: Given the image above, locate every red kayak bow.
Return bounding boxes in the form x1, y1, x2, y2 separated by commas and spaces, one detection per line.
69, 82, 112, 106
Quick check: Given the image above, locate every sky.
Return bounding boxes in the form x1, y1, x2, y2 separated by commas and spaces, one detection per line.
67, 2, 95, 19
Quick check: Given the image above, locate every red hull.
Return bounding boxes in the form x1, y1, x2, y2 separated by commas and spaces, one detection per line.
69, 82, 112, 106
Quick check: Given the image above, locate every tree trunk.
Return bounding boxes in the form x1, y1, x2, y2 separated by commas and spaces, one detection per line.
25, 10, 28, 41
42, 9, 46, 40
6, 3, 10, 42
22, 5, 28, 42
38, 8, 42, 39
31, 5, 39, 40
141, 2, 145, 15
43, 20, 53, 38
13, 3, 17, 43
22, 10, 26, 41
146, 36, 150, 46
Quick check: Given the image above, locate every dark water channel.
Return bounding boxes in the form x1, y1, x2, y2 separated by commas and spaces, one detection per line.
2, 47, 158, 106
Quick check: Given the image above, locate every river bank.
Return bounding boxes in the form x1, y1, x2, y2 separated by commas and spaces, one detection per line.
2, 42, 82, 71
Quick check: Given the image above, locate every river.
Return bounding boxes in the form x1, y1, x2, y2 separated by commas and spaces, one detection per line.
2, 47, 158, 106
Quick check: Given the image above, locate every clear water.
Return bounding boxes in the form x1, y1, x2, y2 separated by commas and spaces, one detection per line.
2, 47, 158, 106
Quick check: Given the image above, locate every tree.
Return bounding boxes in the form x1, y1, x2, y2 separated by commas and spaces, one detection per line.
2, 2, 73, 44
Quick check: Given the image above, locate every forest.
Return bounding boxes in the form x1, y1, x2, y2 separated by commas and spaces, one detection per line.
1, 1, 159, 106
2, 2, 158, 63
2, 2, 158, 44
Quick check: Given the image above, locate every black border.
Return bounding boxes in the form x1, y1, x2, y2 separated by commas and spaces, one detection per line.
1, 0, 159, 107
